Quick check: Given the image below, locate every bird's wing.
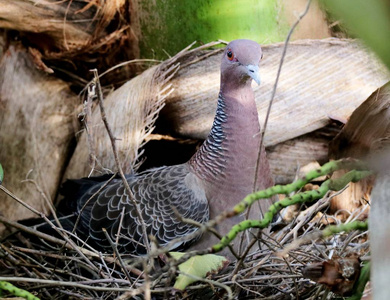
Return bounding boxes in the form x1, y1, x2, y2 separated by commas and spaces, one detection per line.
77, 164, 209, 254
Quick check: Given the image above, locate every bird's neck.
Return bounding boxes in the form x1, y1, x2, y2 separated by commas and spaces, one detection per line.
189, 84, 263, 204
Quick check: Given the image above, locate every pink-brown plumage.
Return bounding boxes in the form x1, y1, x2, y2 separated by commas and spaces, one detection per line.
59, 39, 274, 255
188, 39, 274, 252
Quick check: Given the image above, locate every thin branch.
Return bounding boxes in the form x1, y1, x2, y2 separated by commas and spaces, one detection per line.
72, 173, 117, 234
0, 216, 97, 258
253, 0, 313, 192
279, 220, 368, 257
101, 228, 132, 284
84, 83, 97, 176
0, 277, 140, 293
22, 176, 59, 227
91, 69, 151, 254
171, 206, 240, 259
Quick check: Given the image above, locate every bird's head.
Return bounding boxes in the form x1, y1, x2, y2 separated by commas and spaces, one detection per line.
221, 39, 263, 89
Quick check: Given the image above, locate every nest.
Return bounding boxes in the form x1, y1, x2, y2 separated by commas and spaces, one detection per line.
0, 38, 373, 300
0, 2, 381, 299
0, 187, 370, 299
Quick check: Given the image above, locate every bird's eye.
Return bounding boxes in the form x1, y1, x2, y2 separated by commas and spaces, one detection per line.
227, 50, 234, 61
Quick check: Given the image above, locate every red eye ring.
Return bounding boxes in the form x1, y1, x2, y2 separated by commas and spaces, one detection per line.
227, 49, 234, 61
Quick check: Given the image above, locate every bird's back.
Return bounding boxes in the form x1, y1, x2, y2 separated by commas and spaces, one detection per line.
62, 164, 209, 254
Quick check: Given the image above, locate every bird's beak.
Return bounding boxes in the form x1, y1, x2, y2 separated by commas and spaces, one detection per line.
246, 65, 261, 85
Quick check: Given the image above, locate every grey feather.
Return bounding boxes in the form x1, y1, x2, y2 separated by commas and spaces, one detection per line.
75, 164, 209, 254
62, 39, 274, 256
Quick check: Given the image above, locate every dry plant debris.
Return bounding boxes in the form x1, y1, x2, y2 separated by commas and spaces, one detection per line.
0, 1, 380, 299
0, 159, 371, 299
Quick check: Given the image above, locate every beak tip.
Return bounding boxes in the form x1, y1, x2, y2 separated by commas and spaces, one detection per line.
247, 64, 261, 86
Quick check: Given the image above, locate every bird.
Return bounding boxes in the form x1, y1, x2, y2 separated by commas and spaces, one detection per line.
59, 39, 274, 256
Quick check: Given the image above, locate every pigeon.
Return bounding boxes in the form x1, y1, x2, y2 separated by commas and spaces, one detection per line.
60, 39, 274, 255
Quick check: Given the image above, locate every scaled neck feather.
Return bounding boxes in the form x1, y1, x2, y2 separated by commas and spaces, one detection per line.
189, 83, 261, 207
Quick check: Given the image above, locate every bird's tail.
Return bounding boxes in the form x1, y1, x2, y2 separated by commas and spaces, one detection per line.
58, 173, 118, 214
12, 174, 116, 247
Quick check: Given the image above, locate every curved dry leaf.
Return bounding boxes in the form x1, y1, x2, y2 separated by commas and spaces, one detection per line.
164, 39, 389, 146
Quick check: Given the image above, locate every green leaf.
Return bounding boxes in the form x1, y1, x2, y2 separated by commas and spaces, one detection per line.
138, 0, 291, 59
0, 163, 3, 184
170, 252, 229, 290
321, 0, 390, 70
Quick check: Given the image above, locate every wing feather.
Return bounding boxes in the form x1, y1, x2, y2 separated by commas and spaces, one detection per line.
75, 164, 209, 254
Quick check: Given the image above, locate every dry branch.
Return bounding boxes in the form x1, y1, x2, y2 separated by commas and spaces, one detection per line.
0, 167, 370, 299
93, 68, 151, 254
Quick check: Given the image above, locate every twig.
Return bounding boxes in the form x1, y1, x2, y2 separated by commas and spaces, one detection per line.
91, 68, 151, 254
22, 175, 58, 223
232, 276, 265, 298
225, 274, 302, 284
253, 0, 313, 192
79, 59, 161, 96
242, 0, 313, 259
142, 259, 151, 300
72, 173, 117, 234
101, 228, 132, 284
232, 234, 260, 277
0, 185, 49, 219
84, 83, 97, 176
115, 207, 126, 246
0, 277, 140, 293
279, 220, 368, 257
279, 187, 348, 245
0, 186, 99, 268
171, 206, 240, 259
0, 216, 98, 258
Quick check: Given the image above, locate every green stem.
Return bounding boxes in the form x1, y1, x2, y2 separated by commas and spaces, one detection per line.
0, 163, 3, 184
347, 262, 370, 300
212, 169, 372, 253
232, 158, 368, 215
322, 221, 368, 238
0, 281, 40, 300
